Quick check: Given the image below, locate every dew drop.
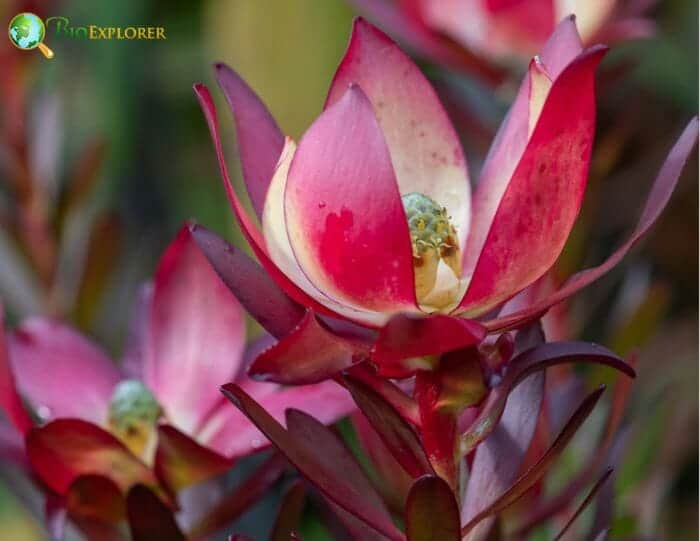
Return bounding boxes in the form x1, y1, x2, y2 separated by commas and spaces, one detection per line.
317, 201, 326, 209
37, 405, 52, 422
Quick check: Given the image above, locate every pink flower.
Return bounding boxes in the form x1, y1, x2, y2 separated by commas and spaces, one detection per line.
349, 0, 655, 76
0, 225, 353, 502
194, 18, 695, 381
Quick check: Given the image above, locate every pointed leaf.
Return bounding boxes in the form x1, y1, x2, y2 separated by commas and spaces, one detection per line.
461, 371, 545, 540
189, 453, 287, 539
190, 223, 305, 339
154, 424, 232, 492
250, 310, 369, 384
344, 375, 433, 478
460, 342, 633, 454
214, 63, 285, 220
553, 468, 614, 541
127, 485, 184, 541
461, 386, 606, 536
405, 475, 460, 541
271, 481, 307, 541
26, 419, 159, 496
221, 384, 403, 541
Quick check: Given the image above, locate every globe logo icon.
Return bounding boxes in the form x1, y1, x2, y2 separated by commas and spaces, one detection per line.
8, 12, 54, 59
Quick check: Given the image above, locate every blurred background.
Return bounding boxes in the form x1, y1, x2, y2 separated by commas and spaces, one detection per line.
0, 0, 697, 539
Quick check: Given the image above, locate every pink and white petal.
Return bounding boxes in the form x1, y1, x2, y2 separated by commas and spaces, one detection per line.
0, 305, 32, 435
327, 18, 471, 252
285, 85, 417, 314
198, 380, 355, 459
420, 0, 556, 61
457, 46, 606, 316
262, 138, 389, 327
144, 225, 245, 435
194, 83, 380, 327
8, 318, 120, 424
215, 63, 285, 221
461, 17, 584, 287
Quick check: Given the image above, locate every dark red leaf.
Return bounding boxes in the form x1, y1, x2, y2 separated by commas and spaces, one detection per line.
486, 118, 699, 333
271, 481, 307, 541
66, 474, 125, 523
461, 342, 633, 454
189, 223, 305, 339
461, 372, 545, 540
372, 314, 486, 378
405, 475, 460, 541
461, 386, 606, 536
26, 419, 161, 497
189, 453, 287, 539
221, 383, 403, 541
347, 364, 421, 427
127, 485, 185, 541
344, 375, 433, 478
552, 468, 614, 541
214, 63, 285, 220
155, 424, 232, 493
249, 311, 369, 384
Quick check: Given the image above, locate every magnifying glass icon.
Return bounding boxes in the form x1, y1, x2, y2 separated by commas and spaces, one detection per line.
8, 12, 54, 59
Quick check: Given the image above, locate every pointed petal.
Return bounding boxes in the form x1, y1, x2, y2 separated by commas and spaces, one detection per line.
194, 83, 364, 325
249, 311, 369, 385
263, 138, 387, 326
199, 380, 355, 459
285, 85, 417, 314
405, 475, 461, 541
485, 118, 699, 332
127, 485, 185, 541
8, 319, 120, 424
154, 425, 231, 493
215, 63, 285, 220
0, 306, 32, 434
26, 419, 159, 496
327, 18, 471, 252
144, 225, 245, 435
372, 314, 486, 378
221, 384, 403, 540
458, 46, 607, 316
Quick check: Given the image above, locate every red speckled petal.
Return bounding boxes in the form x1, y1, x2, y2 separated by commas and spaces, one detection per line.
327, 18, 471, 252
457, 45, 606, 316
285, 85, 417, 314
